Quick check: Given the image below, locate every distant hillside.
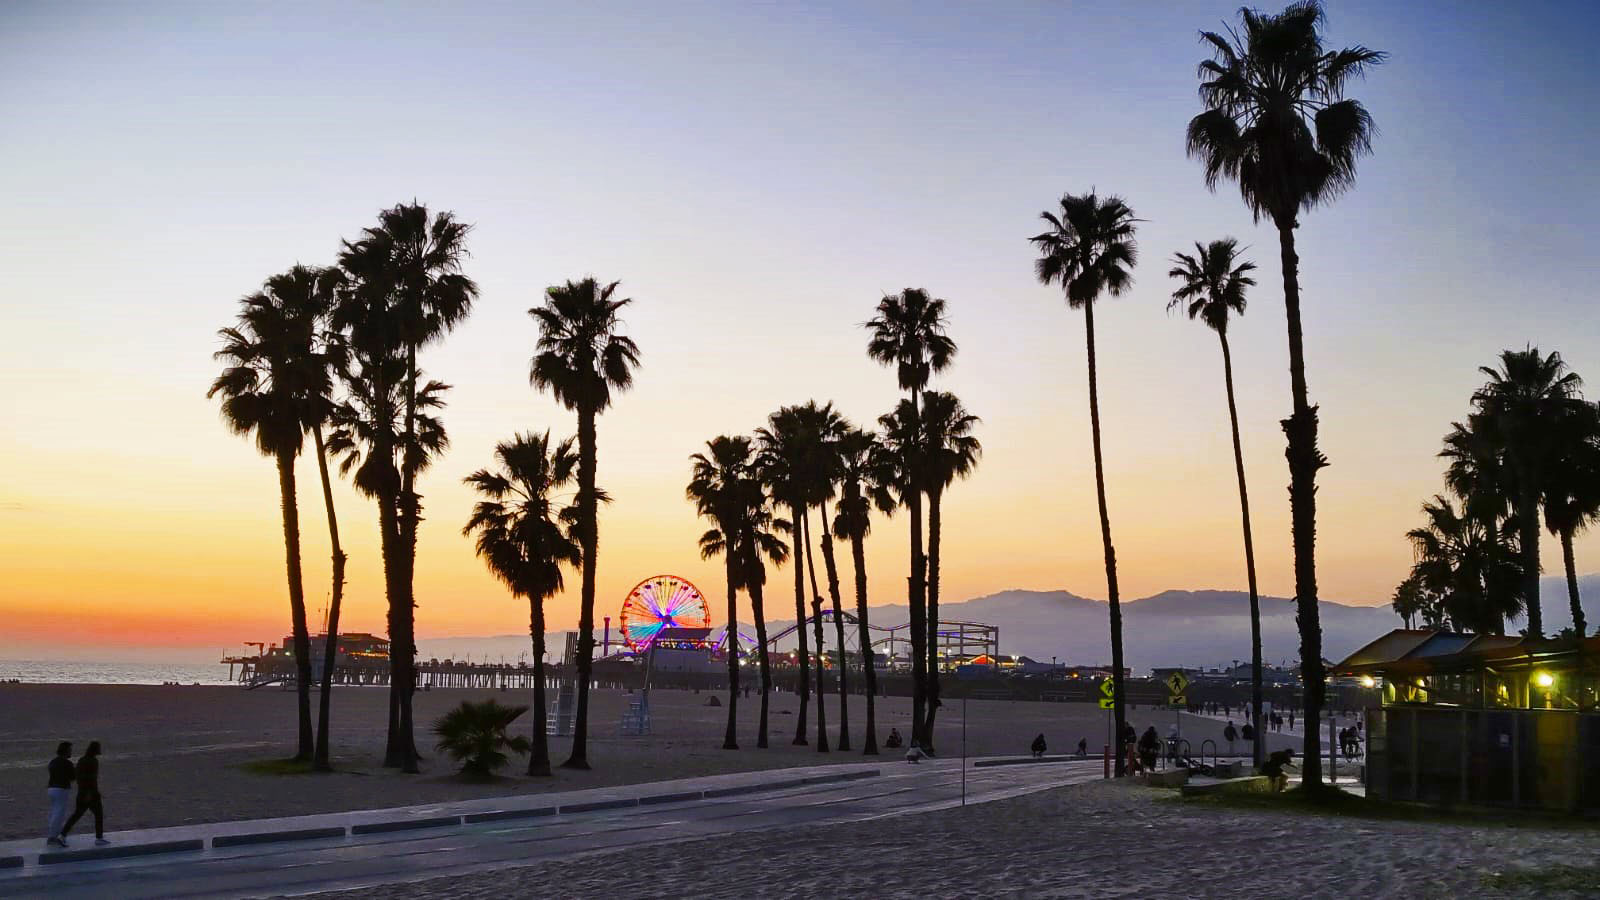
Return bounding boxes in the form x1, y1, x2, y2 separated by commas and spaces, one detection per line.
417, 576, 1597, 674
852, 588, 1400, 671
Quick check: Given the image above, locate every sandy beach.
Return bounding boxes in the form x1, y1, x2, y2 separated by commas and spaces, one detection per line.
305, 778, 1600, 900
0, 681, 1288, 840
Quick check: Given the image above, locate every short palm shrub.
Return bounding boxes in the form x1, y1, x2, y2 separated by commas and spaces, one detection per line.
432, 699, 531, 777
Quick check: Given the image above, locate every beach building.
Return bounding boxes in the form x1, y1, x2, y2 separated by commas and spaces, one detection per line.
1336, 629, 1600, 813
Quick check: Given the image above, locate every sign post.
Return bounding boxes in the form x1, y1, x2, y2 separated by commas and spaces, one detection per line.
1099, 679, 1116, 777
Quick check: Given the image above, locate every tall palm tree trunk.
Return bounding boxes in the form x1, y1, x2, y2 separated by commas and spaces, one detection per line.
907, 486, 928, 750
397, 344, 421, 769
372, 366, 409, 771
748, 551, 773, 748
1517, 478, 1543, 636
529, 592, 552, 776
1219, 333, 1264, 769
1082, 301, 1126, 776
311, 425, 345, 772
790, 499, 810, 745
722, 554, 740, 750
1561, 529, 1586, 636
923, 486, 943, 751
818, 499, 850, 751
1276, 220, 1326, 787
802, 510, 830, 752
566, 406, 599, 769
850, 528, 879, 755
274, 450, 315, 763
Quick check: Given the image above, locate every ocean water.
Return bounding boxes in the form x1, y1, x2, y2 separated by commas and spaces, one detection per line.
0, 660, 234, 686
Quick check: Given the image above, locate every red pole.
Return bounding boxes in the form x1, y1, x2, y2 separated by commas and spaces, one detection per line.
1104, 744, 1110, 779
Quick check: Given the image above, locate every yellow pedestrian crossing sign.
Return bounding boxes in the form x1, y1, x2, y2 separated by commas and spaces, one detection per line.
1098, 679, 1115, 708
1165, 672, 1190, 696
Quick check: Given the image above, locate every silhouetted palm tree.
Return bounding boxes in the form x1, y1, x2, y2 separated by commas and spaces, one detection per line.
209, 265, 328, 762
529, 278, 640, 770
688, 435, 762, 750
462, 432, 582, 775
865, 288, 955, 748
757, 407, 814, 745
834, 427, 895, 755
737, 479, 790, 748
1473, 348, 1585, 637
1390, 574, 1421, 630
917, 391, 981, 747
794, 401, 853, 751
1188, 1, 1385, 787
380, 207, 477, 744
1031, 189, 1138, 775
1168, 237, 1264, 766
1542, 402, 1600, 636
1406, 494, 1524, 634
331, 204, 475, 772
322, 347, 450, 772
292, 266, 349, 773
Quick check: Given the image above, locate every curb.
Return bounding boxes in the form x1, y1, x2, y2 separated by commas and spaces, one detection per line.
351, 816, 461, 836
639, 790, 704, 806
214, 826, 347, 848
558, 798, 638, 814
39, 839, 204, 865
462, 806, 556, 824
11, 767, 885, 867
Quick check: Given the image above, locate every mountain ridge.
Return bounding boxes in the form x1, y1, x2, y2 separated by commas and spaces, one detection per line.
417, 576, 1597, 672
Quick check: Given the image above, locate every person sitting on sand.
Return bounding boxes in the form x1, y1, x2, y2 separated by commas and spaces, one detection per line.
1262, 748, 1295, 792
60, 741, 107, 846
905, 741, 926, 764
884, 728, 903, 749
1031, 733, 1047, 758
46, 742, 75, 847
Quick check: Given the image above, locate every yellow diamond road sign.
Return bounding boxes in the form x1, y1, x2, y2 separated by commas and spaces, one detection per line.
1098, 697, 1116, 709
1099, 679, 1115, 699
1165, 672, 1190, 695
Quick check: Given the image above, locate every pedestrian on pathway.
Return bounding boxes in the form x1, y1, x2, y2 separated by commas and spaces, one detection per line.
1289, 710, 1296, 731
1223, 721, 1238, 755
1076, 737, 1088, 758
1031, 733, 1047, 758
45, 741, 74, 847
60, 741, 107, 845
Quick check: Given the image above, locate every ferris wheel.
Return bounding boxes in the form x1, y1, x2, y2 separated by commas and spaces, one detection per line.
620, 574, 711, 651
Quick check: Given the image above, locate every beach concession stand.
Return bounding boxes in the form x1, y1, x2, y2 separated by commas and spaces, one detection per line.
1336, 629, 1600, 813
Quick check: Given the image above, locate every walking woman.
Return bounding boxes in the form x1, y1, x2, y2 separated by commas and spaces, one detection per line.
60, 741, 107, 845
45, 741, 74, 847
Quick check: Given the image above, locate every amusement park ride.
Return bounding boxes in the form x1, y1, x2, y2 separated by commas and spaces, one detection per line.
611, 573, 998, 668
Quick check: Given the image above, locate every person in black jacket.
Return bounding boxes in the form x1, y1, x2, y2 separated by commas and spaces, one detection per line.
61, 741, 106, 845
45, 742, 74, 847
1031, 733, 1047, 758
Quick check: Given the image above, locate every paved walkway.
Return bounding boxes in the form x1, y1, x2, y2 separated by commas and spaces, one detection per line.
0, 756, 1101, 899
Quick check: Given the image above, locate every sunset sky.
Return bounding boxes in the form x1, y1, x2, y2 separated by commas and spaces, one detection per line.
3, 2, 1598, 661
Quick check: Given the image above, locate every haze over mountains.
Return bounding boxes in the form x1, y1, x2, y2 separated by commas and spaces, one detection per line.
418, 576, 1599, 673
